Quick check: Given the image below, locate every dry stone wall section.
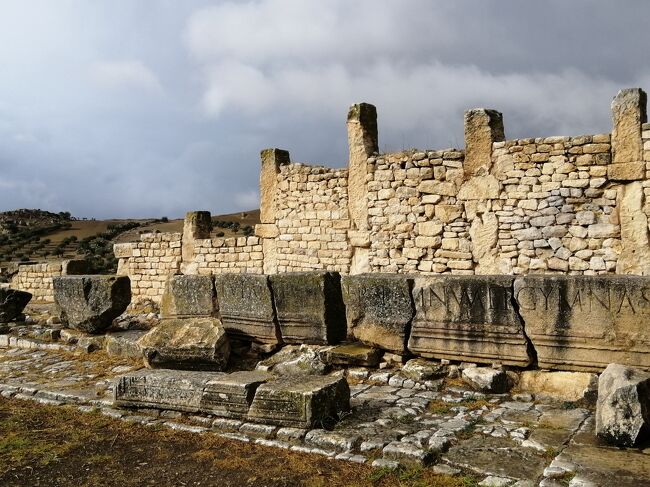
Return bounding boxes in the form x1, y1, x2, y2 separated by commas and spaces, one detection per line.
9, 260, 88, 303
111, 87, 650, 305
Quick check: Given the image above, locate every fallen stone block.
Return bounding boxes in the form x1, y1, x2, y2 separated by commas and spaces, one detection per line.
114, 369, 272, 419
462, 367, 511, 393
518, 371, 598, 402
0, 288, 32, 323
321, 343, 383, 367
214, 274, 280, 345
200, 371, 272, 419
596, 363, 650, 447
104, 330, 147, 359
248, 375, 350, 428
382, 441, 434, 466
52, 275, 131, 334
270, 272, 346, 345
408, 276, 531, 366
514, 276, 650, 371
115, 369, 215, 413
138, 317, 230, 370
160, 275, 217, 318
401, 359, 448, 381
256, 345, 329, 376
341, 274, 413, 354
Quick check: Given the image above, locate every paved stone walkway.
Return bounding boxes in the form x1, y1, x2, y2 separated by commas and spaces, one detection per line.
0, 346, 648, 486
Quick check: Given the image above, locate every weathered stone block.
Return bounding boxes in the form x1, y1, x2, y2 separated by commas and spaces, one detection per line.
608, 161, 645, 181
214, 274, 280, 345
270, 272, 346, 345
464, 108, 504, 177
138, 317, 230, 370
114, 369, 217, 413
611, 88, 646, 165
596, 363, 650, 447
514, 276, 650, 371
260, 149, 291, 224
53, 275, 131, 334
408, 276, 531, 366
321, 343, 382, 367
247, 375, 350, 428
200, 371, 273, 419
457, 175, 500, 200
160, 275, 216, 319
114, 369, 271, 419
518, 370, 598, 402
256, 345, 328, 376
347, 103, 377, 232
104, 330, 146, 359
0, 288, 32, 322
341, 274, 413, 354
462, 367, 511, 393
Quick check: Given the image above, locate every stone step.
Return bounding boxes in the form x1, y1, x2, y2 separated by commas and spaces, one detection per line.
114, 369, 350, 429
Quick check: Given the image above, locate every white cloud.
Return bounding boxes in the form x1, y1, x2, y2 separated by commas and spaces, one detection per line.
90, 61, 163, 94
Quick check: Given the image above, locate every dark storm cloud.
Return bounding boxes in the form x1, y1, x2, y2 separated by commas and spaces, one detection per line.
0, 0, 649, 218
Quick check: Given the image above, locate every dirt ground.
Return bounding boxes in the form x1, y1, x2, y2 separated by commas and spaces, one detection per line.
0, 397, 476, 487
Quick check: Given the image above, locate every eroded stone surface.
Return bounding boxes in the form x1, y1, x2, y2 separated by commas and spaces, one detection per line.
596, 363, 650, 447
270, 272, 346, 345
0, 288, 32, 322
518, 371, 598, 402
341, 274, 413, 354
322, 343, 382, 367
248, 375, 350, 428
256, 345, 328, 376
462, 367, 511, 393
52, 275, 131, 334
138, 317, 230, 370
515, 276, 650, 371
160, 275, 217, 318
214, 274, 280, 345
408, 276, 531, 366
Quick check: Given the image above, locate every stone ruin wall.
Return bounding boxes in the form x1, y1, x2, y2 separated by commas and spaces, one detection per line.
114, 232, 183, 303
106, 87, 649, 305
9, 260, 88, 303
273, 163, 351, 274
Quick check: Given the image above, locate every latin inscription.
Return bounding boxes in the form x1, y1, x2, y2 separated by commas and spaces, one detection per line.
515, 285, 650, 315
414, 282, 515, 324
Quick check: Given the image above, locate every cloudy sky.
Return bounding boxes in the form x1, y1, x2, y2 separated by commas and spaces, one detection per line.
0, 1, 649, 218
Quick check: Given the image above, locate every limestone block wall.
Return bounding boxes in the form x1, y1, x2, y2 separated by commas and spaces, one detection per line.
10, 260, 88, 303
113, 87, 650, 297
273, 164, 351, 273
115, 233, 182, 303
192, 236, 264, 275
366, 149, 470, 274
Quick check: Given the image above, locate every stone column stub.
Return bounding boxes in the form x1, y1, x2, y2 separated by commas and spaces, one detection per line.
610, 88, 647, 181
182, 211, 212, 272
464, 108, 505, 178
347, 102, 378, 232
347, 103, 377, 275
260, 148, 290, 224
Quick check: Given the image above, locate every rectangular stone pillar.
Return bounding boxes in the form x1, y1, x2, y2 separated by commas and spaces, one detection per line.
260, 148, 290, 224
609, 88, 647, 181
464, 108, 504, 178
347, 103, 377, 274
181, 211, 212, 274
347, 103, 377, 232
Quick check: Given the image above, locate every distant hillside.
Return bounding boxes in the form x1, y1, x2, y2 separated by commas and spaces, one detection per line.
0, 208, 260, 274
